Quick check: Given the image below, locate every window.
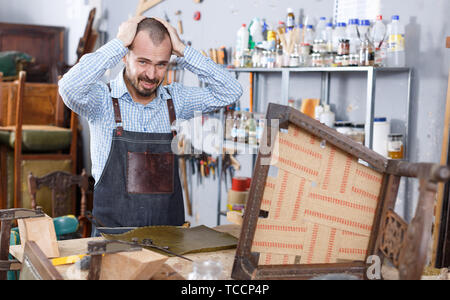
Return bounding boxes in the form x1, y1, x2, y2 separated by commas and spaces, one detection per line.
334, 0, 381, 24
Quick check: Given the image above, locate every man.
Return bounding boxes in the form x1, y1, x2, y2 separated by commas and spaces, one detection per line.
59, 16, 243, 235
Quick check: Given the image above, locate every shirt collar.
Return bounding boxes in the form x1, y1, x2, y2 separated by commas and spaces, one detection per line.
110, 68, 172, 107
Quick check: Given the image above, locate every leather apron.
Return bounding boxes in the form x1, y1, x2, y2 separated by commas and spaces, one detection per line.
92, 89, 185, 235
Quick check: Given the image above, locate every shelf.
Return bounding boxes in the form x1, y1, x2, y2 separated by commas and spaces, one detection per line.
222, 140, 259, 155
230, 66, 411, 73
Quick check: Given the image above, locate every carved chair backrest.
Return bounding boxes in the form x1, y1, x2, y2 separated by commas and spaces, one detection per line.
231, 103, 450, 280
28, 170, 89, 218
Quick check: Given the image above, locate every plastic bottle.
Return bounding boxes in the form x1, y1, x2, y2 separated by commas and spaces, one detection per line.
304, 25, 315, 45
315, 17, 327, 41
324, 22, 334, 52
346, 18, 360, 55
256, 117, 265, 145
332, 22, 347, 53
249, 18, 264, 46
225, 109, 235, 140
319, 105, 335, 128
314, 105, 324, 121
359, 20, 371, 41
236, 24, 250, 55
237, 109, 249, 143
262, 18, 269, 41
387, 15, 406, 67
247, 113, 257, 146
231, 108, 241, 142
286, 8, 296, 31
371, 15, 387, 67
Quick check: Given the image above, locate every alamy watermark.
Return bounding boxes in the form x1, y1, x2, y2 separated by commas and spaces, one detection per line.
170, 112, 279, 166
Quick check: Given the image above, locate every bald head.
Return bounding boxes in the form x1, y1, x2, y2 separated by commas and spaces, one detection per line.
130, 18, 171, 49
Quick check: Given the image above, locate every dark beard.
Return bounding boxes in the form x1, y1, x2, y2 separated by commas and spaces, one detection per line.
124, 70, 160, 98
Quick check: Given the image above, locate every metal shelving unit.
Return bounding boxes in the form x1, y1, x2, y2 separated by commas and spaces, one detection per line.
215, 66, 413, 225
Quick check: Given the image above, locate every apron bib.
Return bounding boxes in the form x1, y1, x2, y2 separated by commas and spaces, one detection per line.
92, 90, 184, 232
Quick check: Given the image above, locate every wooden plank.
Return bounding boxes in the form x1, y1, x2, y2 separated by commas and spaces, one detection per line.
100, 249, 168, 280
433, 38, 450, 266
136, 0, 164, 16
17, 216, 60, 258
20, 241, 63, 280
10, 237, 102, 263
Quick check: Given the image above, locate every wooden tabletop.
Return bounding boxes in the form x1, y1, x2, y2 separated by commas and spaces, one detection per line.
10, 224, 242, 280
10, 224, 447, 280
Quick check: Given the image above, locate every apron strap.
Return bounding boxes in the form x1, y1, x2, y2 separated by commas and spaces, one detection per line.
167, 98, 177, 138
107, 83, 177, 137
108, 83, 124, 136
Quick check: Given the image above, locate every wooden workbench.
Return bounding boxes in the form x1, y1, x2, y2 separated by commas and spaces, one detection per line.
9, 224, 241, 280
9, 224, 447, 280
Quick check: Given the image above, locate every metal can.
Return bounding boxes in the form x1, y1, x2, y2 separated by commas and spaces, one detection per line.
337, 39, 350, 56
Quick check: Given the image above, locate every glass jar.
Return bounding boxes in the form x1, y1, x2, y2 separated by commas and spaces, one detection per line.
341, 55, 350, 67
335, 121, 353, 136
323, 53, 333, 67
334, 55, 342, 67
359, 40, 375, 66
350, 123, 365, 144
349, 54, 359, 66
388, 134, 404, 159
311, 53, 324, 67
337, 39, 350, 56
313, 39, 327, 54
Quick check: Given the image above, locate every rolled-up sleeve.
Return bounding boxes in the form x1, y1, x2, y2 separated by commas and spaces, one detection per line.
58, 38, 128, 121
175, 46, 243, 120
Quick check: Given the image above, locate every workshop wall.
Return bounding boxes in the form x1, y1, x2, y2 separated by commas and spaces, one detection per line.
1, 0, 449, 226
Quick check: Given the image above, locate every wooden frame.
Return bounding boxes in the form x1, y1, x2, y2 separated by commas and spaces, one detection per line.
20, 241, 63, 280
433, 36, 450, 267
231, 103, 450, 280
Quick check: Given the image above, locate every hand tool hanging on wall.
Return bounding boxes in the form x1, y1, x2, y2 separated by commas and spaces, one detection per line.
178, 137, 193, 217
175, 10, 184, 35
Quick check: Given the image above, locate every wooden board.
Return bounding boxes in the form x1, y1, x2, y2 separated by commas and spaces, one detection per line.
433, 36, 450, 267
17, 216, 60, 258
136, 0, 164, 16
100, 248, 168, 280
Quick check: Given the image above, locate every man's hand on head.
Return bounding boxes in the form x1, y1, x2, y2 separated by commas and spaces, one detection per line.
117, 15, 147, 47
153, 17, 186, 57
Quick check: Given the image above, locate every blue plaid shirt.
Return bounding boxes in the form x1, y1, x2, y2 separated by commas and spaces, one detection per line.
59, 38, 243, 183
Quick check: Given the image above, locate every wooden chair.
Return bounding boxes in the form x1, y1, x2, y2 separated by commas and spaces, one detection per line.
0, 71, 78, 214
232, 103, 450, 280
28, 170, 90, 238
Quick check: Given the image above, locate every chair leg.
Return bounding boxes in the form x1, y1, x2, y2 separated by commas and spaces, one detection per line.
0, 147, 7, 209
0, 220, 12, 280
